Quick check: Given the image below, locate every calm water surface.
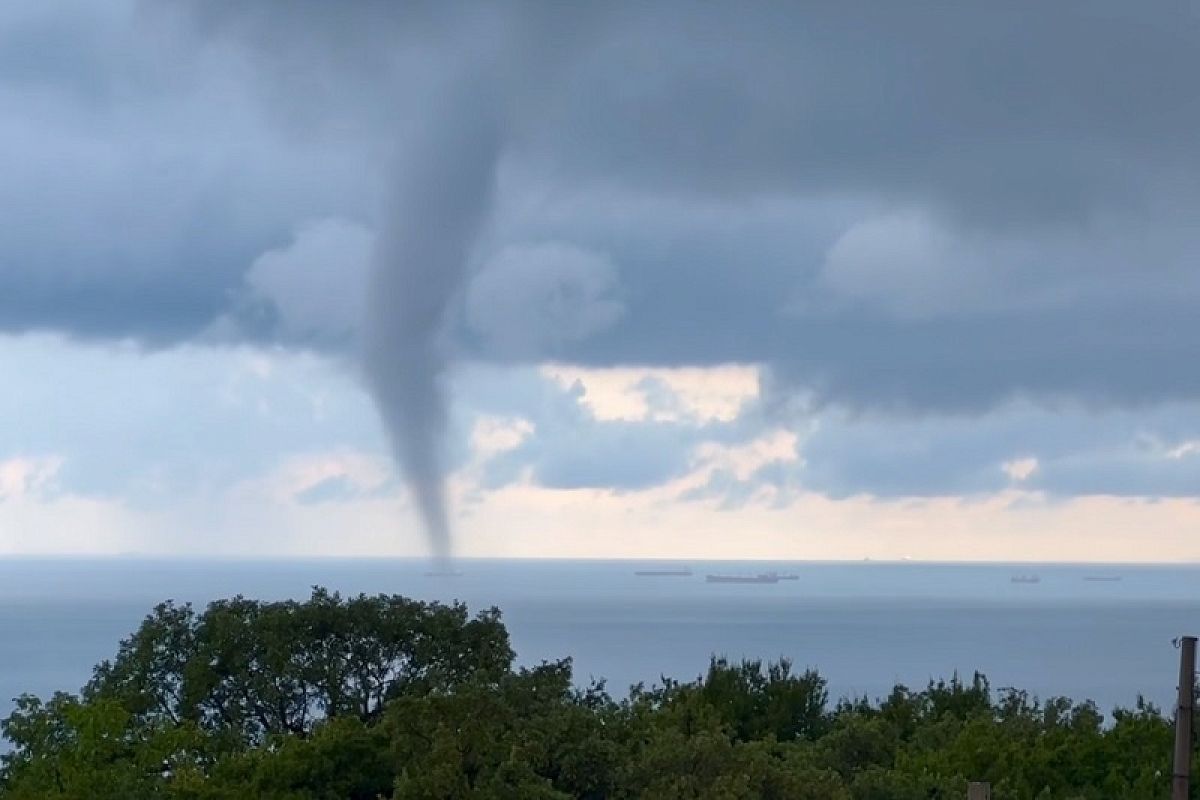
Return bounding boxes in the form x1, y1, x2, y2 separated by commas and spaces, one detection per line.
1, 558, 1197, 733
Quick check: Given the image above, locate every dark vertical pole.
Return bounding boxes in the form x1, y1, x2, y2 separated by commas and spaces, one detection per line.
1173, 636, 1196, 800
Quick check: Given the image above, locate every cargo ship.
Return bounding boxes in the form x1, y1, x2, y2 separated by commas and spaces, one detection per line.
634, 569, 694, 577
1083, 575, 1122, 582
1010, 575, 1041, 584
706, 572, 783, 584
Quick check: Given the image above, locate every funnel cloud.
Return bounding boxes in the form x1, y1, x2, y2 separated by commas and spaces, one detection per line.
363, 89, 501, 566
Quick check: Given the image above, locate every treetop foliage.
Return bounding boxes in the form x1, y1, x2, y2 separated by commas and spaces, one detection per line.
0, 588, 1187, 799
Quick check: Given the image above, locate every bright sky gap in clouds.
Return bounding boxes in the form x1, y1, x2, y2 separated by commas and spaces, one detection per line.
2, 2, 1199, 561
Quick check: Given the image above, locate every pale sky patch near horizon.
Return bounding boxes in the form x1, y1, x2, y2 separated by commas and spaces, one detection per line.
0, 335, 1197, 562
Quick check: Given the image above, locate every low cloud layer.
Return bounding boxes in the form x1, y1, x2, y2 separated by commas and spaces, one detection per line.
0, 336, 1197, 560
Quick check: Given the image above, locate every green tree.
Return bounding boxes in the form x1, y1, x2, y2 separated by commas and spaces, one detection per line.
386, 660, 621, 799
86, 588, 513, 744
0, 692, 209, 800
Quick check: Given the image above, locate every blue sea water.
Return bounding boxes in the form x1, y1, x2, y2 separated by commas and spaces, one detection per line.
1, 558, 1198, 736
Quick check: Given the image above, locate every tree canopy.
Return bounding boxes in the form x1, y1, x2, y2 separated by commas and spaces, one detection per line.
0, 588, 1189, 799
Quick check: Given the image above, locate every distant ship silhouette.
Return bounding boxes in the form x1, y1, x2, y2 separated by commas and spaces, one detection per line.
705, 572, 798, 584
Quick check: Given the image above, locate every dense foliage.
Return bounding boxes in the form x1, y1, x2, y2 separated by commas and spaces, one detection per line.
0, 589, 1190, 799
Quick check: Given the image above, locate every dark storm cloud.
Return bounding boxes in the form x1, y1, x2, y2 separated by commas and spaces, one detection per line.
5, 1, 1200, 501
514, 4, 1200, 215
0, 1, 376, 339
785, 402, 1200, 499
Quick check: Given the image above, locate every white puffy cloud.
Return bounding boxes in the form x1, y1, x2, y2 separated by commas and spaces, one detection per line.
1166, 441, 1200, 460
241, 218, 373, 343
1001, 457, 1039, 482
469, 416, 535, 458
0, 456, 62, 501
818, 210, 994, 319
539, 364, 759, 423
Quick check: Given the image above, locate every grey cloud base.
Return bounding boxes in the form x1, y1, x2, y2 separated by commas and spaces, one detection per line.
3, 1, 1200, 503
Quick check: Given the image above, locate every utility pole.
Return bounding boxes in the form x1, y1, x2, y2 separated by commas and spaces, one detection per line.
1173, 636, 1196, 800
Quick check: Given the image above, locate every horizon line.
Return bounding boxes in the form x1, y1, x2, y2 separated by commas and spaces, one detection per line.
1, 553, 1198, 567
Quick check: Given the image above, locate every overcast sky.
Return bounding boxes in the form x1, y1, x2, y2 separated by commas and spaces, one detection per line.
2, 1, 1199, 561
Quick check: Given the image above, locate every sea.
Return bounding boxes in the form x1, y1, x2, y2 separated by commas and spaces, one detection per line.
2, 558, 1198, 740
